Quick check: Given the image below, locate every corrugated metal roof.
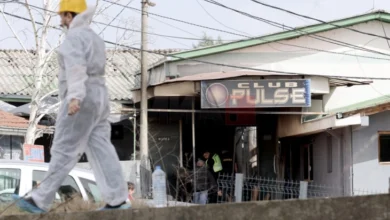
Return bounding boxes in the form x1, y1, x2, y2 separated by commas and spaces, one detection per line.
166, 11, 390, 61
152, 71, 370, 87
0, 49, 179, 101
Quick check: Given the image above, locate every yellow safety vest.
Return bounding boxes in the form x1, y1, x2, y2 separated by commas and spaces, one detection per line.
206, 154, 223, 173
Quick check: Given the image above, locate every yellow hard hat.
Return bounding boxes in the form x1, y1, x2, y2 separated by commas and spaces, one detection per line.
59, 0, 87, 14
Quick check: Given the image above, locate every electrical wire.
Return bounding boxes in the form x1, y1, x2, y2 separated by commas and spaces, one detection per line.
4, 2, 389, 61
202, 0, 390, 57
250, 0, 390, 41
3, 3, 390, 81
194, 0, 250, 36
100, 0, 390, 61
94, 20, 234, 41
7, 3, 236, 42
108, 41, 390, 80
101, 0, 250, 38
2, 9, 390, 81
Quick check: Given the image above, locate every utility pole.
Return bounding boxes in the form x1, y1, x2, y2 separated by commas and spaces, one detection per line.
140, 0, 155, 169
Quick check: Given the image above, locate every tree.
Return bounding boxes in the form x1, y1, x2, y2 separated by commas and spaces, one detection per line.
1, 1, 59, 145
193, 32, 224, 49
0, 0, 136, 149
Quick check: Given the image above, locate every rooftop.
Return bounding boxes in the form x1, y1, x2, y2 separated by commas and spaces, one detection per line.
0, 110, 45, 129
151, 10, 390, 64
0, 49, 180, 101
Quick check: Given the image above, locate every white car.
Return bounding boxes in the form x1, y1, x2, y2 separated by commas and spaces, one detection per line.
0, 160, 102, 204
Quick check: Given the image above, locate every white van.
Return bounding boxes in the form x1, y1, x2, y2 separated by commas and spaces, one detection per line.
0, 160, 102, 204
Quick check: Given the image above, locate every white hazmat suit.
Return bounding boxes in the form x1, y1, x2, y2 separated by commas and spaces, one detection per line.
31, 6, 128, 211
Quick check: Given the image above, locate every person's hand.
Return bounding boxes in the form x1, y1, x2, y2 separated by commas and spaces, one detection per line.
218, 190, 222, 196
68, 99, 80, 115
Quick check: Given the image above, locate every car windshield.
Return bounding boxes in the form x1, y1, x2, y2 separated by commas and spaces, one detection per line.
79, 177, 102, 203
33, 170, 80, 202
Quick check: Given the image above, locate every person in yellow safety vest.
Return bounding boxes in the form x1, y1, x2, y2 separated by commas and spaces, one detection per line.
203, 151, 223, 203
203, 151, 223, 179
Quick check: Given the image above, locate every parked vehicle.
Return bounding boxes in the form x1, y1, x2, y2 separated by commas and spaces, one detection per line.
0, 160, 102, 204
0, 188, 15, 203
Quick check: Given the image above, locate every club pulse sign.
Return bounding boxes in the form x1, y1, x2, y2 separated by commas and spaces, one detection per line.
201, 79, 311, 109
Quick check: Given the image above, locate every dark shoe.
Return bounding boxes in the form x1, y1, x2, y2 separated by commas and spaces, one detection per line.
97, 201, 131, 211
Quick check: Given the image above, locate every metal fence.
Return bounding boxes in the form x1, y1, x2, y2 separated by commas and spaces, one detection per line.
217, 174, 387, 203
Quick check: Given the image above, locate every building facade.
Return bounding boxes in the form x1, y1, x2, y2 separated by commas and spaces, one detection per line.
131, 11, 390, 197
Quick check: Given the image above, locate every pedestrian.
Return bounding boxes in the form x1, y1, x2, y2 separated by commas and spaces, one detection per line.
193, 160, 217, 205
15, 0, 129, 213
127, 182, 135, 202
203, 151, 223, 180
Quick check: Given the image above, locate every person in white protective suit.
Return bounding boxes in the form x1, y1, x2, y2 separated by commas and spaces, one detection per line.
15, 0, 129, 213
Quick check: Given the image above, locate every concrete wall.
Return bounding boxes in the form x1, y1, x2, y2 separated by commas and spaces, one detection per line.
309, 127, 353, 196
311, 132, 342, 187
352, 111, 390, 194
4, 194, 390, 220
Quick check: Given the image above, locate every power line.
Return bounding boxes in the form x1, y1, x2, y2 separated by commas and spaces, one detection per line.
100, 0, 390, 61
7, 3, 235, 42
2, 7, 390, 80
194, 0, 250, 36
251, 0, 390, 41
98, 6, 202, 38
93, 20, 234, 41
202, 0, 390, 58
105, 40, 390, 80
101, 0, 250, 38
11, 1, 390, 61
204, 0, 390, 57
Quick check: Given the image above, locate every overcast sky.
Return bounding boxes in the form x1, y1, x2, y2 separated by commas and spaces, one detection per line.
0, 0, 390, 50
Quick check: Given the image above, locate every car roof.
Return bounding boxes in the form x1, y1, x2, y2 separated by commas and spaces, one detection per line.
0, 160, 93, 174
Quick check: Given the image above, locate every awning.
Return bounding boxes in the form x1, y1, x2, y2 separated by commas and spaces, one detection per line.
11, 97, 59, 116
152, 71, 370, 87
132, 71, 370, 103
278, 113, 369, 138
0, 100, 16, 112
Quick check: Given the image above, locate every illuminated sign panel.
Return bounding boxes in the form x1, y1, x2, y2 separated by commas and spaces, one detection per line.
201, 79, 311, 109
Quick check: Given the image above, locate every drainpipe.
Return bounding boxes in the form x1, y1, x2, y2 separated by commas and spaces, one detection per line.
325, 129, 344, 196
350, 126, 354, 196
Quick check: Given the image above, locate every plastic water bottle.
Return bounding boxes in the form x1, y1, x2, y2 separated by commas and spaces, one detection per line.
152, 166, 167, 207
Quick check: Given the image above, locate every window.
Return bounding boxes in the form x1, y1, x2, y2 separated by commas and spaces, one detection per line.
327, 135, 333, 173
303, 144, 313, 181
79, 178, 102, 203
0, 168, 20, 203
0, 136, 24, 160
378, 132, 390, 163
32, 170, 80, 201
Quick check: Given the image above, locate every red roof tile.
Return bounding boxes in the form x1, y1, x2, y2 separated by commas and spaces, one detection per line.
0, 110, 45, 129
